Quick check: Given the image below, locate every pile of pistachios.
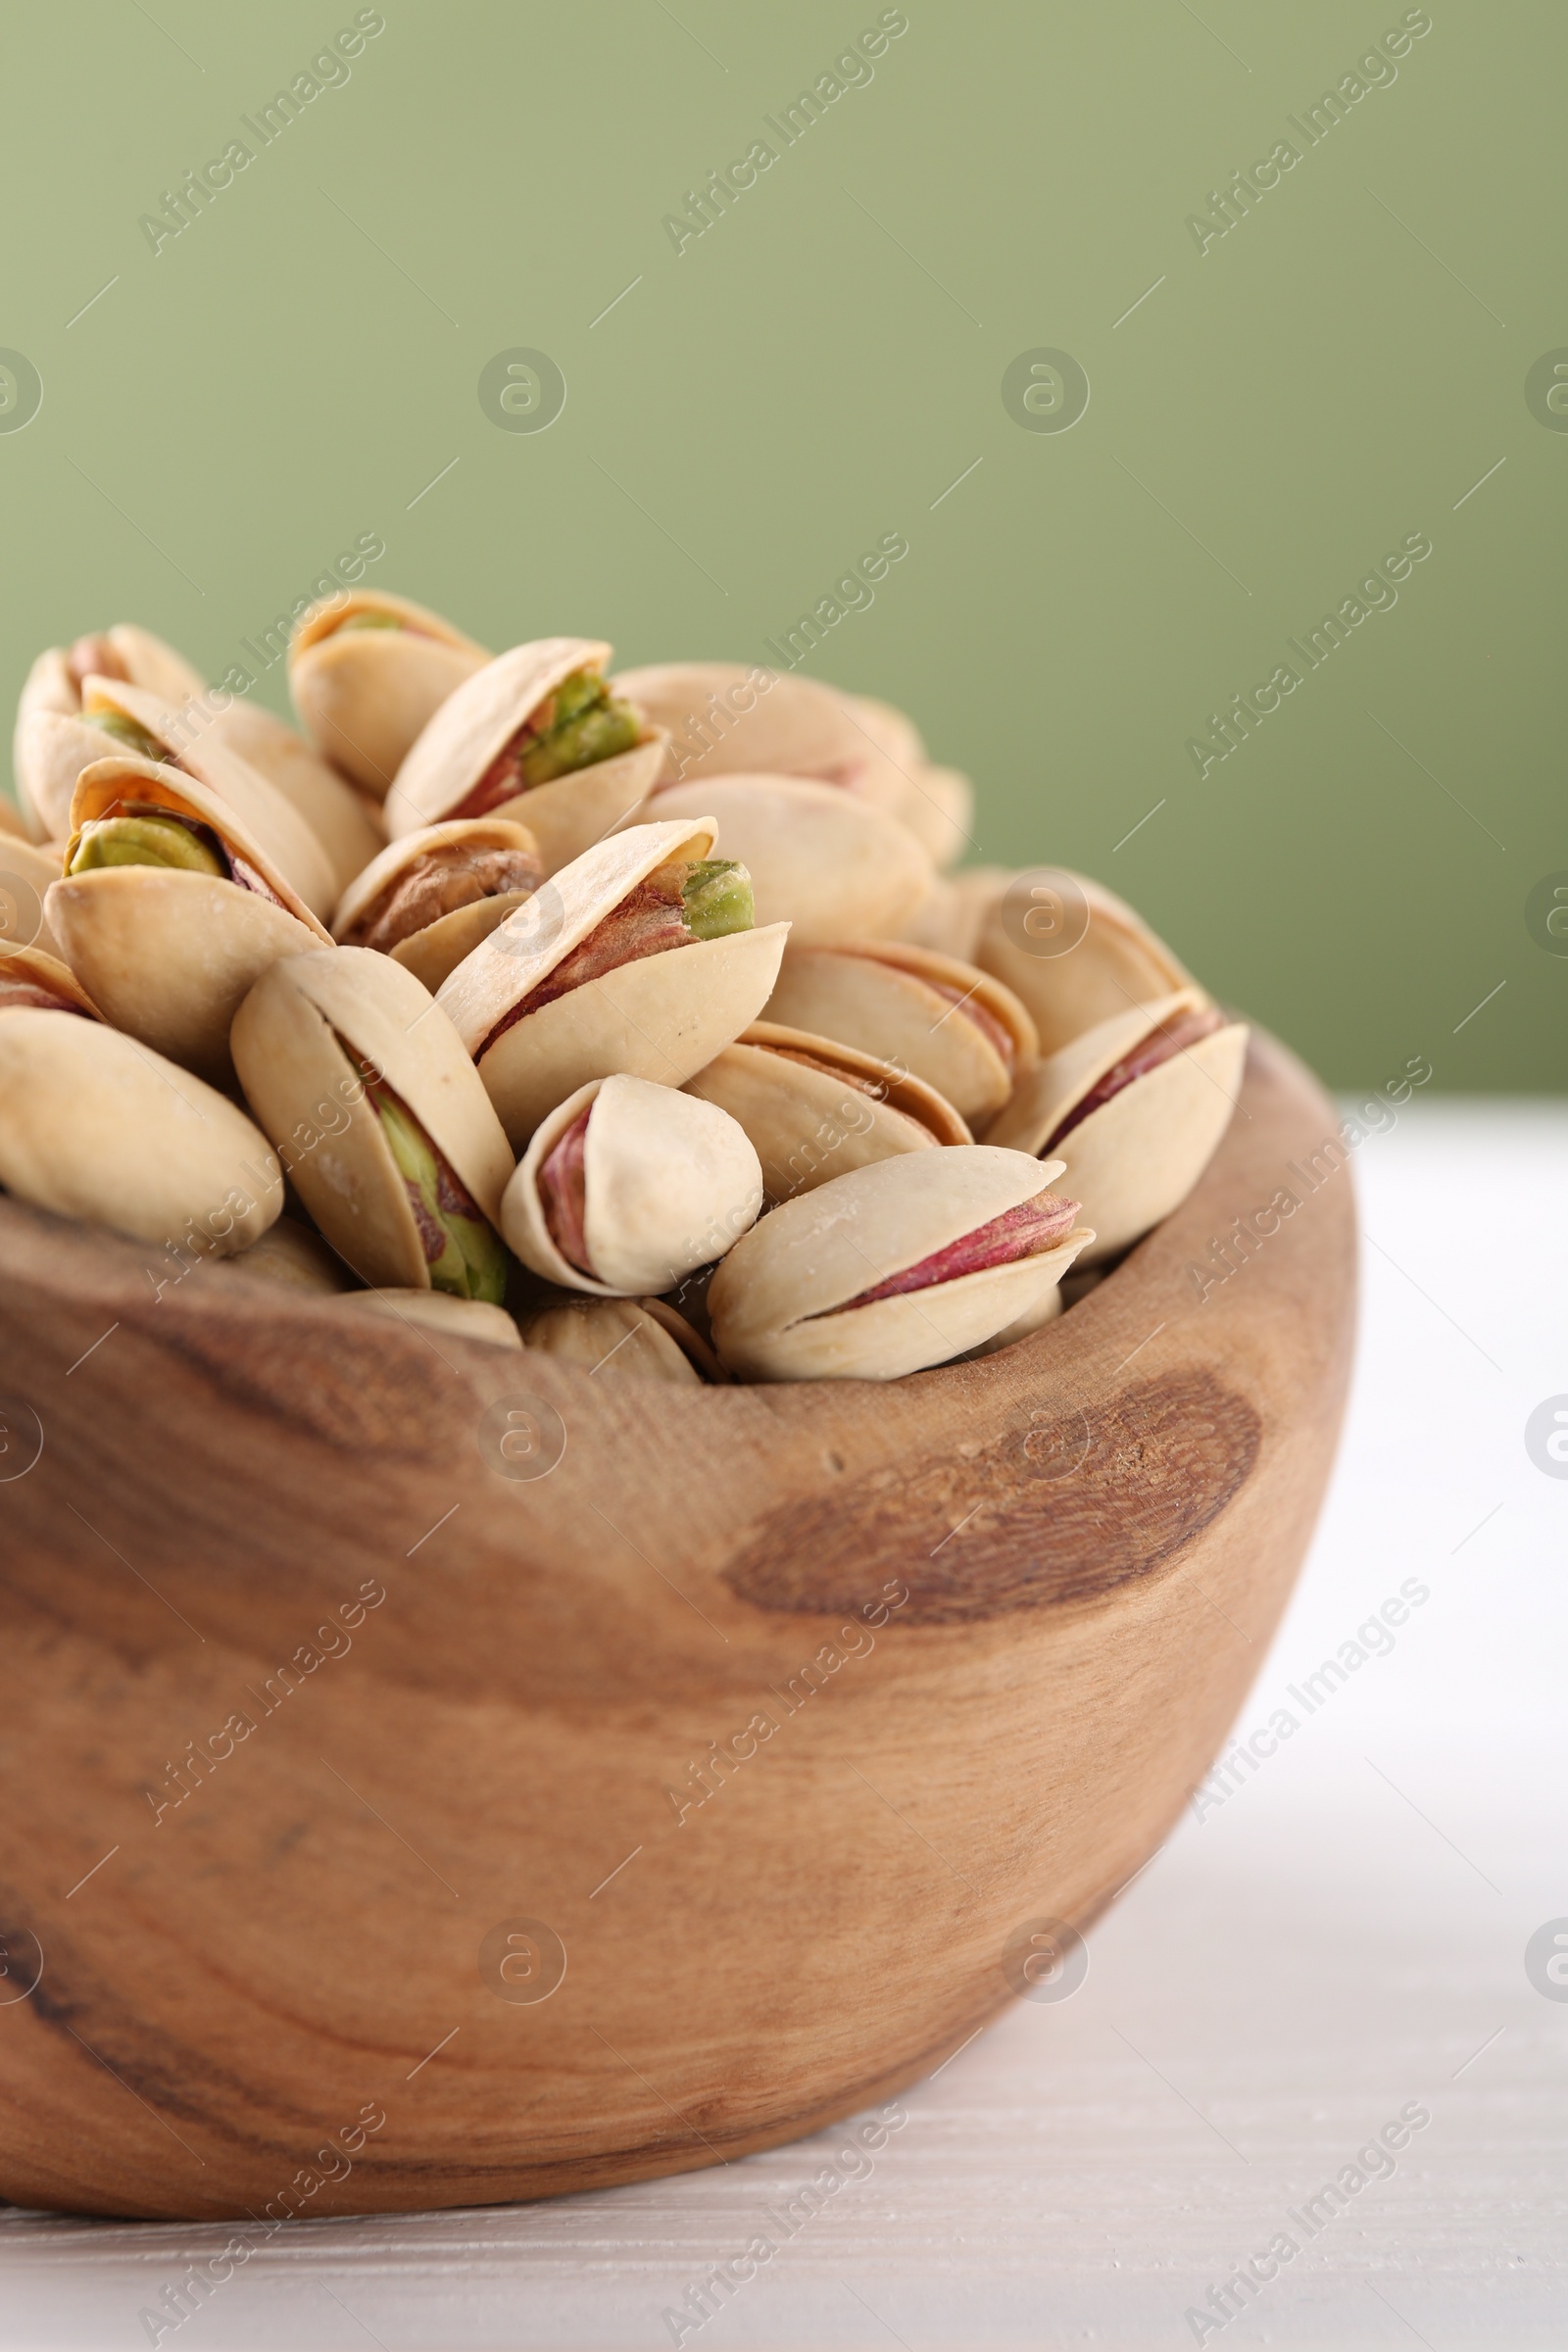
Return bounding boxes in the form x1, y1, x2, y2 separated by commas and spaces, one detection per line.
0, 594, 1248, 1383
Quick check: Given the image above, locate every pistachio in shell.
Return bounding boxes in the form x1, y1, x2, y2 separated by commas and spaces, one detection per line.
218, 1215, 353, 1295
231, 947, 514, 1302
611, 661, 905, 810
12, 626, 206, 841
896, 764, 974, 870
987, 988, 1249, 1264
330, 1288, 525, 1350
332, 816, 543, 995
684, 1019, 969, 1204
708, 1144, 1092, 1382
893, 865, 1016, 964
0, 1011, 281, 1255
436, 814, 790, 1148
0, 841, 74, 963
649, 774, 932, 946
385, 637, 666, 875
46, 755, 331, 1087
975, 868, 1195, 1059
0, 945, 102, 1020
516, 1294, 707, 1385
288, 589, 491, 799
762, 942, 1037, 1126
198, 699, 386, 903
503, 1072, 763, 1298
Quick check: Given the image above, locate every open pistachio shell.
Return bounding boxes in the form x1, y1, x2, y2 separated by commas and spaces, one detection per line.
330, 1289, 525, 1350
332, 817, 541, 986
0, 1011, 280, 1253
46, 756, 331, 1086
762, 942, 1037, 1125
0, 944, 102, 1018
517, 1294, 704, 1385
503, 1072, 763, 1298
968, 1279, 1066, 1357
976, 868, 1195, 1058
897, 765, 974, 870
203, 701, 386, 901
894, 866, 1015, 963
987, 989, 1249, 1264
709, 1145, 1092, 1382
231, 947, 514, 1297
649, 775, 932, 946
438, 815, 790, 1147
385, 638, 665, 874
218, 1215, 352, 1295
0, 838, 70, 960
12, 628, 206, 840
684, 1019, 969, 1204
76, 677, 337, 917
289, 589, 491, 799
611, 662, 904, 811
0, 798, 29, 842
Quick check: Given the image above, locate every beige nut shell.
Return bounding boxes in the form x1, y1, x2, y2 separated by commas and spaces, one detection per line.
203, 700, 386, 901
288, 589, 491, 798
612, 662, 904, 806
503, 1072, 763, 1298
12, 627, 206, 840
46, 757, 330, 1086
987, 989, 1250, 1264
329, 1289, 525, 1350
517, 1295, 704, 1386
231, 948, 513, 1293
650, 774, 932, 946
763, 942, 1037, 1125
218, 1215, 352, 1296
0, 1011, 280, 1254
0, 839, 71, 960
976, 868, 1195, 1058
709, 1145, 1091, 1383
684, 1019, 969, 1203
80, 677, 338, 917
0, 945, 102, 1017
332, 815, 541, 939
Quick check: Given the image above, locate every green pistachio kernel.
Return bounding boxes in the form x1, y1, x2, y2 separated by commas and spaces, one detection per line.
373, 1090, 509, 1304
678, 858, 754, 940
516, 670, 642, 789
340, 611, 404, 631
67, 814, 224, 877
82, 710, 165, 759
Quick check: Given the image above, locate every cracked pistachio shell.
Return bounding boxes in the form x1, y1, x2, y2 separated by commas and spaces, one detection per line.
0, 945, 101, 1017
988, 989, 1249, 1265
709, 1144, 1091, 1383
47, 757, 330, 1086
231, 947, 514, 1292
333, 815, 539, 940
330, 1289, 525, 1349
611, 662, 903, 810
46, 757, 330, 1087
897, 765, 973, 870
0, 799, 27, 842
649, 775, 932, 946
79, 676, 337, 917
893, 866, 1015, 964
202, 701, 386, 902
289, 589, 491, 798
0, 838, 71, 960
0, 1011, 280, 1253
438, 815, 790, 1147
12, 629, 206, 840
683, 1018, 969, 1205
968, 1279, 1065, 1359
503, 1072, 763, 1298
518, 1294, 707, 1386
218, 1215, 352, 1295
976, 868, 1195, 1059
386, 637, 664, 873
763, 942, 1037, 1126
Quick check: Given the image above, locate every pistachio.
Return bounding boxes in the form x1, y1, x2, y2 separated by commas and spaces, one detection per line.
684, 1018, 968, 1203
503, 1072, 762, 1298
649, 775, 932, 947
231, 946, 514, 1299
0, 1011, 281, 1254
289, 590, 491, 799
80, 709, 164, 760
46, 756, 331, 1087
976, 868, 1195, 1059
437, 815, 790, 1148
331, 1288, 525, 1349
218, 1215, 351, 1295
195, 701, 388, 905
517, 1294, 706, 1385
13, 625, 205, 840
331, 818, 543, 999
987, 989, 1248, 1263
611, 662, 906, 810
0, 947, 101, 1019
709, 1145, 1092, 1381
763, 942, 1037, 1125
386, 638, 666, 875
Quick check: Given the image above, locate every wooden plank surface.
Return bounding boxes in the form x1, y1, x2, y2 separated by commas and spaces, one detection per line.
1, 1102, 1563, 2346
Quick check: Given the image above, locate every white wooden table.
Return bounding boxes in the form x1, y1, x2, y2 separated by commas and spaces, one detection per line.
4, 1101, 1564, 2349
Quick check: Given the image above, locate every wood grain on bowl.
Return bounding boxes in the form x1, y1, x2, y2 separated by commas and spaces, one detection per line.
0, 1027, 1354, 2221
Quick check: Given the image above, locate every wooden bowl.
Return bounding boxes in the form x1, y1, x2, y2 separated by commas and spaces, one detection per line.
0, 1027, 1353, 2221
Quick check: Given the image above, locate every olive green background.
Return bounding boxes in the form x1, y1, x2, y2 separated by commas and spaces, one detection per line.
1, 0, 1560, 1088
